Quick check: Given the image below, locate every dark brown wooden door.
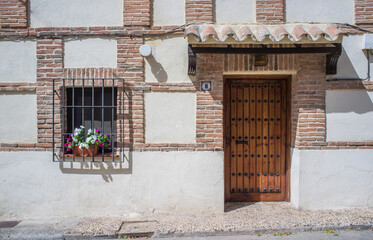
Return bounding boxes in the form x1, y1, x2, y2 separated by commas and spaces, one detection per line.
224, 78, 287, 201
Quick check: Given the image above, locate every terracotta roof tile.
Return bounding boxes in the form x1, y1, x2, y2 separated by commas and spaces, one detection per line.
185, 24, 365, 43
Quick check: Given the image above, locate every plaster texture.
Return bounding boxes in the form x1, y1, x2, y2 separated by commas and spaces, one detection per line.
215, 0, 256, 24
144, 92, 196, 143
30, 0, 123, 27
331, 35, 372, 80
326, 90, 373, 141
144, 36, 190, 83
290, 148, 300, 208
0, 94, 37, 143
0, 151, 224, 219
286, 0, 354, 24
153, 0, 185, 26
0, 40, 36, 83
291, 150, 373, 210
64, 38, 117, 68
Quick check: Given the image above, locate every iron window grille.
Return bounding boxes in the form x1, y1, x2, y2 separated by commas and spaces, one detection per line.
52, 78, 125, 162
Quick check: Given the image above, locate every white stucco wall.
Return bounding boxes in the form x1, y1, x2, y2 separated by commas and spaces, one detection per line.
292, 150, 373, 209
144, 36, 190, 83
290, 148, 300, 208
326, 90, 373, 141
0, 40, 36, 83
64, 38, 117, 68
0, 151, 224, 219
286, 0, 354, 24
0, 94, 37, 143
331, 35, 372, 80
144, 92, 196, 143
30, 0, 123, 27
215, 0, 256, 24
153, 0, 185, 26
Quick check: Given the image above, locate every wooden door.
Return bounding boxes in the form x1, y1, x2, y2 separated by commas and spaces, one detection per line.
224, 78, 287, 201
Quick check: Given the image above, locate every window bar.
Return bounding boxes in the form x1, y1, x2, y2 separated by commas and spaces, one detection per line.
101, 79, 104, 161
52, 79, 55, 161
121, 80, 124, 161
82, 79, 85, 162
72, 79, 75, 162
92, 79, 95, 162
62, 79, 65, 161
112, 78, 114, 162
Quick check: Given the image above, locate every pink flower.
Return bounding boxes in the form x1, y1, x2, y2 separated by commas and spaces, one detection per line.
95, 128, 100, 133
109, 142, 112, 145
66, 138, 71, 141
99, 143, 104, 147
96, 139, 99, 142
64, 143, 67, 147
68, 142, 72, 145
67, 147, 71, 151
106, 134, 110, 137
69, 134, 71, 138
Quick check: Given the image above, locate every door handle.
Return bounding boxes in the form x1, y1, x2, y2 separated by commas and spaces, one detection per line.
235, 140, 248, 145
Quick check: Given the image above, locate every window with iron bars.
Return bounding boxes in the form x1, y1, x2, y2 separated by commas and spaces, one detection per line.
52, 78, 125, 162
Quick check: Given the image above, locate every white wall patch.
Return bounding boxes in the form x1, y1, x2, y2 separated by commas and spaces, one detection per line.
64, 38, 117, 68
0, 40, 36, 83
286, 0, 354, 24
30, 0, 123, 27
215, 0, 256, 24
0, 94, 37, 143
145, 36, 190, 83
145, 92, 196, 143
153, 0, 185, 26
326, 90, 373, 141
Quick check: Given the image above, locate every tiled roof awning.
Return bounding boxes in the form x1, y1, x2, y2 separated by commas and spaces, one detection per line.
185, 24, 361, 43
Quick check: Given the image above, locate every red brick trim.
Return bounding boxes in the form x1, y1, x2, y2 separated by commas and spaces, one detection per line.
256, 0, 284, 23
0, 82, 36, 92
186, 0, 213, 24
64, 68, 117, 79
0, 0, 27, 28
355, 0, 373, 26
123, 0, 151, 26
36, 38, 63, 150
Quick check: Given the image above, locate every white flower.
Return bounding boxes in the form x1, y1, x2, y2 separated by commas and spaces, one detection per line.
86, 135, 97, 145
80, 125, 85, 129
88, 129, 93, 135
79, 142, 89, 149
72, 136, 78, 143
73, 128, 80, 136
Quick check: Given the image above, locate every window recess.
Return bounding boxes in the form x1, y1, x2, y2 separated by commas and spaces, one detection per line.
52, 78, 125, 162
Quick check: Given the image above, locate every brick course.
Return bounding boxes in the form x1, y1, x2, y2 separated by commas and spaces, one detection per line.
123, 0, 151, 26
256, 0, 284, 23
0, 0, 27, 28
355, 0, 373, 29
186, 0, 213, 24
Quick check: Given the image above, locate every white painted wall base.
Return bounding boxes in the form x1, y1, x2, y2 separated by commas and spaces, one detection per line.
291, 149, 373, 210
0, 151, 224, 219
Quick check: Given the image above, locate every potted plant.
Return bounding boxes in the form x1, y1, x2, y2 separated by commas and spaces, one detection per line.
65, 126, 112, 157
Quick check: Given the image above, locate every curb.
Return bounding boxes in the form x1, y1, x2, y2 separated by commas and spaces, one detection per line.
155, 224, 373, 238
63, 224, 373, 239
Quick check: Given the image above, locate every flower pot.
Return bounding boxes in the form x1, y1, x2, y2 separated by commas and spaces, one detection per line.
73, 145, 98, 157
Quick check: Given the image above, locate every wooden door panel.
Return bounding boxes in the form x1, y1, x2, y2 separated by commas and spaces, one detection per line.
225, 79, 287, 202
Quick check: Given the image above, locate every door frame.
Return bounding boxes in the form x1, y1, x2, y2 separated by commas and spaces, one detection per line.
223, 75, 292, 202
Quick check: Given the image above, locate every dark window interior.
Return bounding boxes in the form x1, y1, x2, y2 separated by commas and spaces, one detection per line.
66, 87, 117, 136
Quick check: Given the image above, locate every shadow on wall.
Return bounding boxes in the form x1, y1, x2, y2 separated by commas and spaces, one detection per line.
145, 55, 168, 83
326, 90, 373, 114
59, 87, 134, 182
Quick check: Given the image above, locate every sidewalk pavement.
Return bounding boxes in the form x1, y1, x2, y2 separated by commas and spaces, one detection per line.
0, 202, 372, 240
